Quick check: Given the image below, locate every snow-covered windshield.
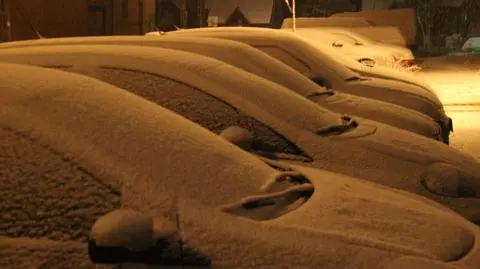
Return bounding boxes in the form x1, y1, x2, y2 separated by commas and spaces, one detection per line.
286, 33, 360, 81
0, 62, 280, 208
166, 27, 360, 82
201, 62, 343, 131
294, 33, 364, 78
300, 28, 374, 45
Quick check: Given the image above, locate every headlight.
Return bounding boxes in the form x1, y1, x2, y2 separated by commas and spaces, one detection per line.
422, 162, 478, 198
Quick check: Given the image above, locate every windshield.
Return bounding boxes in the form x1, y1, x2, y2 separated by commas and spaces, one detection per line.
291, 32, 362, 81
217, 46, 323, 98
201, 63, 343, 131
321, 31, 366, 45
339, 31, 376, 45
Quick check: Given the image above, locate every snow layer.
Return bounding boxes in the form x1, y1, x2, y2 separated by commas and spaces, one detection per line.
1, 45, 480, 224
0, 127, 121, 242
1, 62, 480, 268
0, 237, 106, 269
164, 27, 445, 115
0, 44, 340, 133
0, 35, 440, 138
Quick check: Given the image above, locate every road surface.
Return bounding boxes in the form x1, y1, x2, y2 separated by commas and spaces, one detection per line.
417, 69, 480, 160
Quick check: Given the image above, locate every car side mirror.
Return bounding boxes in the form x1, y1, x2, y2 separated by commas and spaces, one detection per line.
88, 209, 182, 265
220, 126, 254, 150
332, 41, 343, 48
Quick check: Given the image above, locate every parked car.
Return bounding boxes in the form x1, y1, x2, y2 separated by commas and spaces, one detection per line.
160, 27, 454, 142
3, 62, 480, 269
462, 37, 480, 53
0, 35, 443, 142
285, 27, 415, 68
1, 44, 479, 223
152, 27, 432, 87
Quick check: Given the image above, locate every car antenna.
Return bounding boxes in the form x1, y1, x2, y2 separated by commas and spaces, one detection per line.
10, 2, 45, 39
292, 0, 296, 33
284, 0, 296, 33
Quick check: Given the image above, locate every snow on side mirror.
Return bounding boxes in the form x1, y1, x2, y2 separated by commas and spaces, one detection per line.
220, 126, 254, 150
88, 209, 182, 265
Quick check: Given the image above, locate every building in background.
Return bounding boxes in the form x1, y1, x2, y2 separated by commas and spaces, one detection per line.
0, 0, 9, 41
0, 0, 157, 41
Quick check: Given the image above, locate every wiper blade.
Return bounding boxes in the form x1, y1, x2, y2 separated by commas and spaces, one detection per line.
305, 90, 335, 99
316, 124, 352, 136
316, 115, 358, 136
219, 183, 314, 212
345, 76, 362, 82
260, 171, 308, 191
345, 75, 371, 82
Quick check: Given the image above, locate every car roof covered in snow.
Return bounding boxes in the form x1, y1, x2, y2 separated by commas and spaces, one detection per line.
0, 62, 275, 209
0, 44, 340, 132
163, 27, 358, 80
0, 35, 323, 98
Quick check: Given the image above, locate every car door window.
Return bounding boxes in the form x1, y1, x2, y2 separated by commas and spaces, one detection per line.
254, 46, 311, 74
70, 66, 308, 158
0, 126, 121, 242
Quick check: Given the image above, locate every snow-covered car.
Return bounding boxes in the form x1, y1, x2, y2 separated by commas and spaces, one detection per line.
161, 27, 454, 143
2, 45, 480, 223
462, 37, 480, 53
3, 62, 480, 269
0, 35, 443, 142
285, 27, 415, 68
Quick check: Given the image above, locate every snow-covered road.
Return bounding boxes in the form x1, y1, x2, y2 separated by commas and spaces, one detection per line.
418, 70, 480, 160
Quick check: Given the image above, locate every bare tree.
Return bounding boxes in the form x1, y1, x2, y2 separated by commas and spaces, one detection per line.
405, 0, 437, 48
463, 0, 480, 37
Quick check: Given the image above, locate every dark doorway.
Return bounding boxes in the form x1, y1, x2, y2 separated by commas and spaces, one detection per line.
88, 4, 106, 36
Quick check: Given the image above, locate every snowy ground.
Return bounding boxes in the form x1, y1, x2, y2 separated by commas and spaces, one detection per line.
417, 70, 480, 160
